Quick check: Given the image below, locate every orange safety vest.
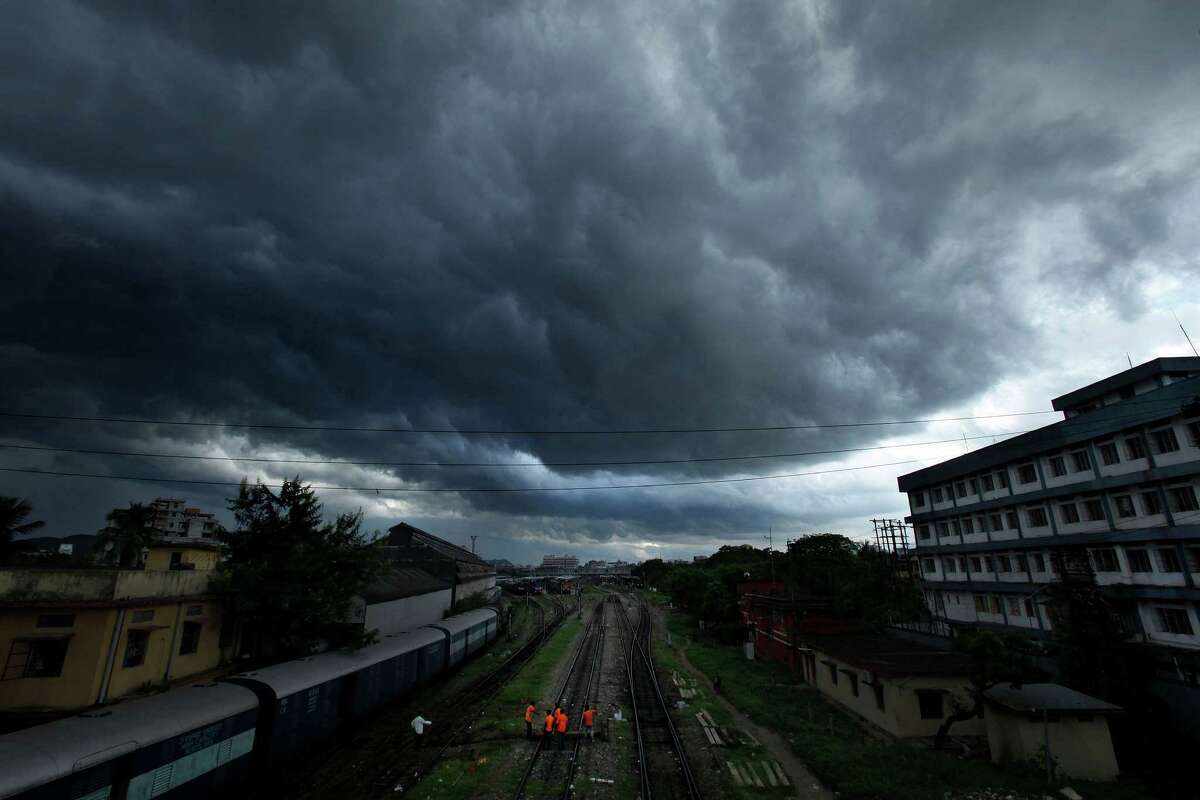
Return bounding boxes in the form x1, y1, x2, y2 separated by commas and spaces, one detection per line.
582, 709, 595, 727
555, 712, 569, 733
544, 714, 555, 732
525, 705, 535, 722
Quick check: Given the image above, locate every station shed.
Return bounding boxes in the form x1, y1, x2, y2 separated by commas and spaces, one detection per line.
983, 682, 1121, 781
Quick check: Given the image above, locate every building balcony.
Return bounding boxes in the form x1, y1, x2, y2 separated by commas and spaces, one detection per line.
0, 567, 214, 605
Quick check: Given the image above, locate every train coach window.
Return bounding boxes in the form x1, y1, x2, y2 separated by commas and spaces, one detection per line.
123, 630, 149, 668
3, 638, 69, 679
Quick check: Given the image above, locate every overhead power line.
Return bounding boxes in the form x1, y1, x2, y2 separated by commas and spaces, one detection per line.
0, 458, 924, 493
0, 430, 1028, 468
0, 409, 1063, 435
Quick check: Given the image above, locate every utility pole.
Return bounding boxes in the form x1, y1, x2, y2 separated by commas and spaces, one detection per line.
764, 527, 776, 584
470, 535, 477, 554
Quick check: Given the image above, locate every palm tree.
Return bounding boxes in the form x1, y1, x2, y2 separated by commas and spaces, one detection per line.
0, 496, 46, 562
96, 502, 159, 567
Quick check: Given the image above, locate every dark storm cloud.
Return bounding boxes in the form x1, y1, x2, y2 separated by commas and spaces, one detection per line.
2, 1, 1198, 552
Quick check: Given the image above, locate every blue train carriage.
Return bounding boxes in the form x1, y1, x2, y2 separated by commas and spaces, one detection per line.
422, 607, 498, 668
0, 682, 258, 800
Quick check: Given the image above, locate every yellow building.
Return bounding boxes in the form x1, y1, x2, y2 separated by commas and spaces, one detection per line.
984, 683, 1122, 781
0, 539, 232, 711
797, 632, 986, 739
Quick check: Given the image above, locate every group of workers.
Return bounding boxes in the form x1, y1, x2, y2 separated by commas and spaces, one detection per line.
524, 700, 596, 747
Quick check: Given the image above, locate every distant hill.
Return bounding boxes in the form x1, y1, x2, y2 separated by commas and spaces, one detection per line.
15, 534, 97, 557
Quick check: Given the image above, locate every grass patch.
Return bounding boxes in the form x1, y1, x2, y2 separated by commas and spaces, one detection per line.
658, 609, 1154, 800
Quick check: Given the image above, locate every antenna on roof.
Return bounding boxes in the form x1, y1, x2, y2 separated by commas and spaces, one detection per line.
1172, 309, 1199, 357
1126, 352, 1134, 369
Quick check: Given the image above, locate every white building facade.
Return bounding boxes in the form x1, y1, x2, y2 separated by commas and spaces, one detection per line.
898, 358, 1200, 653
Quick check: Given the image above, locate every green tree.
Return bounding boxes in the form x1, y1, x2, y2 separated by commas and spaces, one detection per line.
934, 629, 1042, 749
214, 478, 387, 661
635, 557, 670, 588
0, 496, 45, 562
95, 502, 159, 567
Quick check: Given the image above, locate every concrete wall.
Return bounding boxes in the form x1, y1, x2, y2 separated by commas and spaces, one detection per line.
144, 545, 220, 571
807, 649, 984, 738
0, 568, 212, 602
985, 704, 1119, 781
457, 575, 497, 602
365, 588, 453, 635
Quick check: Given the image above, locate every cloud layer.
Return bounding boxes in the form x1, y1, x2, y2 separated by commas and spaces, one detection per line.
2, 1, 1198, 560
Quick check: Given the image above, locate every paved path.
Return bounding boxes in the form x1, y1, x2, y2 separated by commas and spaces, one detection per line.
667, 625, 834, 800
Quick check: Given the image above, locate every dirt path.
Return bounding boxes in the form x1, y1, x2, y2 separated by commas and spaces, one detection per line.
669, 627, 833, 800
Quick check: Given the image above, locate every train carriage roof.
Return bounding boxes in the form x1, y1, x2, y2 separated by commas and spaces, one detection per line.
0, 682, 258, 799
423, 607, 497, 636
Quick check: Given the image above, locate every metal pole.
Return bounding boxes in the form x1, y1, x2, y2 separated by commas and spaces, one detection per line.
1043, 708, 1052, 784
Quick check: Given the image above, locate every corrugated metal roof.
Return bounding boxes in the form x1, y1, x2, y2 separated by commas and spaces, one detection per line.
360, 568, 449, 603
803, 632, 975, 678
984, 682, 1122, 714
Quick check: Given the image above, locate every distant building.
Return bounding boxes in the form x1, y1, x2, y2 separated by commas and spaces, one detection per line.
56, 544, 72, 556
540, 554, 578, 570
693, 555, 708, 563
382, 523, 497, 607
0, 539, 233, 711
149, 498, 219, 539
898, 357, 1200, 653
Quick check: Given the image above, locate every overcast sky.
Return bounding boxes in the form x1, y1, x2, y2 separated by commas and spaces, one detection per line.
2, 2, 1199, 564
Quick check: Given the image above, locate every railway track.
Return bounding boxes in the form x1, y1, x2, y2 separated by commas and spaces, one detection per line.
615, 596, 702, 800
514, 599, 605, 799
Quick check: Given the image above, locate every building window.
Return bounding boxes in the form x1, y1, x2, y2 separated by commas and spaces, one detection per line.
1126, 549, 1152, 573
969, 557, 982, 573
997, 470, 1009, 489
973, 595, 988, 613
917, 525, 931, 541
179, 622, 203, 656
1007, 596, 1022, 616
1024, 598, 1036, 618
913, 491, 926, 508
1031, 553, 1046, 572
1071, 451, 1090, 472
981, 475, 995, 492
969, 478, 979, 495
873, 681, 885, 711
962, 518, 974, 535
169, 551, 183, 569
123, 630, 150, 668
131, 609, 155, 624
186, 604, 204, 617
1141, 491, 1163, 516
937, 522, 950, 538
989, 513, 1003, 531
1098, 442, 1120, 466
826, 663, 838, 685
1187, 421, 1200, 447
932, 487, 944, 503
1090, 548, 1119, 572
917, 690, 944, 719
1113, 495, 1136, 518
1083, 498, 1106, 522
1125, 436, 1147, 460
1186, 546, 1200, 573
1156, 607, 1194, 636
1014, 554, 1028, 572
1017, 464, 1037, 484
1151, 428, 1180, 454
1049, 456, 1067, 477
984, 556, 994, 572
955, 481, 967, 498
1060, 503, 1080, 524
1005, 510, 1019, 530
943, 558, 957, 574
847, 672, 859, 697
1026, 508, 1048, 528
922, 559, 937, 575
35, 613, 75, 628
1156, 548, 1183, 573
2, 638, 69, 680
1168, 485, 1199, 513
952, 520, 962, 536
989, 595, 1002, 614
995, 555, 1011, 573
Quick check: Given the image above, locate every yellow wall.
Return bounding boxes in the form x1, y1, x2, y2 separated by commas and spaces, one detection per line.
985, 704, 1120, 781
0, 600, 227, 711
143, 545, 220, 572
808, 650, 984, 738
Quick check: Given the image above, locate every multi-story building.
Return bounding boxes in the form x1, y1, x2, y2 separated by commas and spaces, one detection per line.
0, 538, 233, 711
898, 357, 1200, 652
149, 498, 219, 539
540, 554, 578, 570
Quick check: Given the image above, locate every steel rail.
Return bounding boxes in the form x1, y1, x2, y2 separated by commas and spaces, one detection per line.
559, 598, 607, 799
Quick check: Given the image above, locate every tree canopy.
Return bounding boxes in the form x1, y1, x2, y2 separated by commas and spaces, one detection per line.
213, 477, 387, 661
0, 496, 45, 562
95, 502, 159, 567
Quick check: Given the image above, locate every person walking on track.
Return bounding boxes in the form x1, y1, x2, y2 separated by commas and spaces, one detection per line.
554, 704, 569, 748
524, 701, 536, 739
544, 709, 555, 739
411, 714, 432, 749
582, 705, 595, 740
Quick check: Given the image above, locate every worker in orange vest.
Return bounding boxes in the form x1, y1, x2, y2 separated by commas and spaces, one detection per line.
582, 705, 595, 740
554, 704, 569, 748
524, 701, 536, 739
543, 709, 555, 738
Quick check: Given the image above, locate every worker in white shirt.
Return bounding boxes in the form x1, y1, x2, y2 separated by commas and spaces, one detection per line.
411, 715, 432, 749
